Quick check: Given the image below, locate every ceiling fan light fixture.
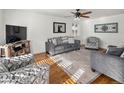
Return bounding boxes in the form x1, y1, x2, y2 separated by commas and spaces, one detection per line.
74, 17, 80, 21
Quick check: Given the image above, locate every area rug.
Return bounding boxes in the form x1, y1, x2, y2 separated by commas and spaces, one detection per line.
50, 48, 100, 84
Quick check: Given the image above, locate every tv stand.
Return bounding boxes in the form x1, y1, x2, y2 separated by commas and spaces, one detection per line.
0, 40, 30, 57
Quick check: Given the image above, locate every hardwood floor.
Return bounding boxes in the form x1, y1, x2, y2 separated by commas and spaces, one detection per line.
49, 63, 76, 84
91, 74, 120, 84
34, 53, 76, 84
34, 53, 120, 84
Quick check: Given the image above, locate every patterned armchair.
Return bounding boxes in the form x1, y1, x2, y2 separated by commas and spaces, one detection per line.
85, 37, 100, 49
0, 54, 49, 84
0, 63, 49, 84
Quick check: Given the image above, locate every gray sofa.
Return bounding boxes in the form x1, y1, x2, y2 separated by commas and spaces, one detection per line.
85, 37, 100, 49
45, 36, 80, 55
91, 51, 124, 83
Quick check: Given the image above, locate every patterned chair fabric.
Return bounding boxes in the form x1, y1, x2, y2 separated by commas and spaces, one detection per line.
0, 54, 49, 84
85, 37, 100, 49
0, 63, 49, 84
1, 54, 34, 72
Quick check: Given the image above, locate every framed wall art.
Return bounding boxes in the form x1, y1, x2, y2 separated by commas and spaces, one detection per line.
94, 23, 118, 33
53, 22, 66, 33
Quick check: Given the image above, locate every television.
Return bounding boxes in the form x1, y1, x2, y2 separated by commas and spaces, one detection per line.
6, 25, 27, 44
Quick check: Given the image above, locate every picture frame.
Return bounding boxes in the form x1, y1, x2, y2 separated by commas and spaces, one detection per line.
53, 22, 66, 33
94, 23, 118, 33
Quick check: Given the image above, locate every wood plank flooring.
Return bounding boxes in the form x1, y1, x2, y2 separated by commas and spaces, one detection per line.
34, 53, 76, 84
91, 74, 120, 84
34, 53, 120, 84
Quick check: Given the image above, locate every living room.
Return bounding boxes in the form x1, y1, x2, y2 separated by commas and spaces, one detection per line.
1, 0, 124, 93
1, 9, 124, 53
0, 9, 73, 53
0, 9, 124, 84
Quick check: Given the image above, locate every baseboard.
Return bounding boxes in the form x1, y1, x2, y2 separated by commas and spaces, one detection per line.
99, 47, 107, 53
82, 44, 107, 52
33, 52, 47, 56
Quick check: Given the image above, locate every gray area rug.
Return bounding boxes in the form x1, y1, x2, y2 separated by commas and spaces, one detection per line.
50, 48, 100, 84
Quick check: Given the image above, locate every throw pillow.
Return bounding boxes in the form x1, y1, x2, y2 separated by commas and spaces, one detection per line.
61, 36, 68, 43
106, 47, 124, 56
120, 52, 124, 58
68, 37, 74, 43
62, 39, 68, 43
106, 46, 117, 54
52, 38, 57, 45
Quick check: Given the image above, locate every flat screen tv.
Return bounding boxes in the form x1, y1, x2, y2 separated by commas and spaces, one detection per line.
6, 25, 27, 44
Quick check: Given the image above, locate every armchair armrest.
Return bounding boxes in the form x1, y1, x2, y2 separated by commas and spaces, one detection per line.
74, 40, 80, 50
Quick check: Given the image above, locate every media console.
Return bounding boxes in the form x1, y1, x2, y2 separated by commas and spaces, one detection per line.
0, 40, 30, 57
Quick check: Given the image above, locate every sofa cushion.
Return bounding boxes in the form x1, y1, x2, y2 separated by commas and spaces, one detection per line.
17, 54, 33, 67
0, 63, 49, 84
9, 63, 39, 84
106, 47, 124, 56
57, 37, 62, 45
55, 45, 64, 51
68, 37, 74, 43
0, 72, 12, 84
1, 54, 33, 72
61, 36, 68, 43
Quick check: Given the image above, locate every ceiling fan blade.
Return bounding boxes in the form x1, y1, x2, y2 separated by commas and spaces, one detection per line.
71, 12, 76, 15
64, 15, 73, 18
80, 15, 90, 18
81, 11, 92, 15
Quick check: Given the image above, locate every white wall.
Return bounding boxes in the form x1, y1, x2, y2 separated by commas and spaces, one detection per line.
3, 10, 124, 52
80, 14, 124, 48
0, 10, 4, 45
3, 10, 73, 54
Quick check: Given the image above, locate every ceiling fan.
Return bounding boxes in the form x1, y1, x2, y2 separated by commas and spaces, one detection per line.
71, 9, 92, 18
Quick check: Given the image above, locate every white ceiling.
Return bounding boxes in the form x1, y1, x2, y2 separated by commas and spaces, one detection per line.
8, 9, 124, 19
84, 9, 124, 19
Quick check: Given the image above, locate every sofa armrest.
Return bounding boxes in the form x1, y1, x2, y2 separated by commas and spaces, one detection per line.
91, 52, 124, 70
91, 51, 124, 63
45, 42, 49, 52
91, 51, 124, 69
91, 51, 124, 83
45, 42, 55, 54
74, 40, 80, 50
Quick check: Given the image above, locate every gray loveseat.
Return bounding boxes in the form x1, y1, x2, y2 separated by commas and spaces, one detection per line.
45, 36, 80, 55
91, 51, 124, 83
